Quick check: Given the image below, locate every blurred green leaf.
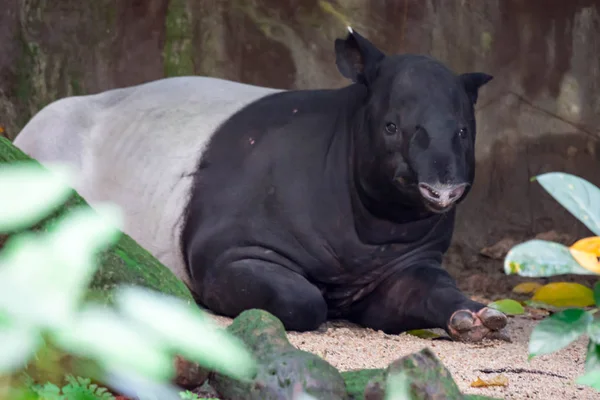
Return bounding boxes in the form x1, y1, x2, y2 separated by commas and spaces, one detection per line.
104, 369, 183, 400
0, 162, 74, 232
529, 308, 593, 358
585, 340, 600, 374
52, 305, 175, 382
0, 325, 41, 373
487, 299, 525, 315
504, 240, 592, 277
589, 320, 600, 343
0, 205, 122, 329
115, 286, 256, 381
535, 172, 600, 236
575, 368, 600, 390
594, 282, 600, 306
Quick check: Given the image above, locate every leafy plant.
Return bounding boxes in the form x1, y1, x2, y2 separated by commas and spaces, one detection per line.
25, 375, 115, 400
505, 173, 600, 278
503, 172, 600, 391
178, 391, 203, 400
0, 161, 256, 399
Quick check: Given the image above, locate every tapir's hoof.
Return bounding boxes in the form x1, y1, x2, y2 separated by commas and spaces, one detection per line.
448, 307, 510, 343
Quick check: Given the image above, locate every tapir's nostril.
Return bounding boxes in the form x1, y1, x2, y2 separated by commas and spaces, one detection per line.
449, 184, 466, 199
418, 182, 468, 208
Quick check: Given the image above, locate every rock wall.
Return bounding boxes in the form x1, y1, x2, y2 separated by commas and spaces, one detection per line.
1, 0, 598, 255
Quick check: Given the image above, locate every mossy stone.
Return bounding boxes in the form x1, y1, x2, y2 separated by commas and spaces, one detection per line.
341, 369, 384, 400
211, 309, 348, 400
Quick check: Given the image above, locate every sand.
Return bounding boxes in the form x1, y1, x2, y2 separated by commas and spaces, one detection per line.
208, 311, 598, 400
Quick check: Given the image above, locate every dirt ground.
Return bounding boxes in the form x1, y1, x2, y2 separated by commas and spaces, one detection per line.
207, 235, 600, 399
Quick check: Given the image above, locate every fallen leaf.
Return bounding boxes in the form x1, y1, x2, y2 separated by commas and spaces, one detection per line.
532, 282, 595, 307
526, 307, 550, 320
512, 282, 543, 294
523, 300, 564, 313
569, 237, 600, 274
569, 248, 600, 274
470, 374, 509, 388
487, 299, 525, 315
571, 236, 600, 254
405, 329, 441, 339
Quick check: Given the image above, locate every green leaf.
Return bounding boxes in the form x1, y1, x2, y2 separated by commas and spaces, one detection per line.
179, 391, 202, 400
529, 308, 593, 358
487, 299, 525, 315
51, 305, 175, 382
115, 286, 256, 381
589, 320, 600, 343
504, 240, 593, 277
576, 368, 600, 391
535, 172, 600, 236
104, 369, 183, 400
406, 329, 442, 339
0, 325, 41, 373
0, 162, 74, 232
585, 340, 600, 373
594, 281, 600, 306
0, 205, 122, 329
31, 382, 63, 400
532, 282, 596, 308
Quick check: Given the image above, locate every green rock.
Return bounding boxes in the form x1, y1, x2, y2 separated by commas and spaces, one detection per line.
0, 137, 194, 305
346, 348, 501, 400
341, 369, 384, 400
384, 347, 463, 399
210, 309, 348, 400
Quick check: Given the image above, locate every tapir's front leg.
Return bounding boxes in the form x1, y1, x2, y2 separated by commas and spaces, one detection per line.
345, 262, 509, 342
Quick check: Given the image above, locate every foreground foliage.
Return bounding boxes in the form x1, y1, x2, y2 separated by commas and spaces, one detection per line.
0, 160, 256, 399
504, 172, 600, 390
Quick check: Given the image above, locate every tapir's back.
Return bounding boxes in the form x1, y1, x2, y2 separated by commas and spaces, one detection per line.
13, 76, 282, 288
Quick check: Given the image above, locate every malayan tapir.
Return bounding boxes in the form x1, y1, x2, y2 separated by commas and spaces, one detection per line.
13, 28, 508, 342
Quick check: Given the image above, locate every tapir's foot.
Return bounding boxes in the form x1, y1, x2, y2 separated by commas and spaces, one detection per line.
448, 307, 510, 342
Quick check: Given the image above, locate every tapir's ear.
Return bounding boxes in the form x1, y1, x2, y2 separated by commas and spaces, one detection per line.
459, 72, 493, 105
334, 27, 386, 85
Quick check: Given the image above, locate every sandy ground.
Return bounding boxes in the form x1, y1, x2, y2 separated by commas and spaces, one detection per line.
208, 311, 596, 400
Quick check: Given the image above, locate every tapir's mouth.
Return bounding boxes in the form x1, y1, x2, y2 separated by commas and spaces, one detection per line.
422, 200, 454, 214
392, 177, 460, 213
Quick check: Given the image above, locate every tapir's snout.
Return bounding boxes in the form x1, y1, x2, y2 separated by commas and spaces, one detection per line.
418, 182, 467, 212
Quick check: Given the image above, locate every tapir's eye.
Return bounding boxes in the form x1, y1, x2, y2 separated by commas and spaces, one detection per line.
385, 123, 397, 134
458, 127, 468, 139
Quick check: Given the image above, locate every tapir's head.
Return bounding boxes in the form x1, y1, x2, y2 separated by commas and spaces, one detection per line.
335, 28, 492, 214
